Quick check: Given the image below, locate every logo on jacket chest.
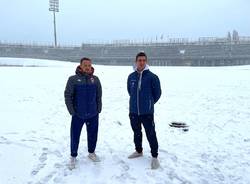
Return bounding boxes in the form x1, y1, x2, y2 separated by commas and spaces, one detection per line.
130, 79, 137, 88
90, 77, 95, 83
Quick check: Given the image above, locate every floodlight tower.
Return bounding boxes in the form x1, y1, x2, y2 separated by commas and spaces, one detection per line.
49, 0, 59, 47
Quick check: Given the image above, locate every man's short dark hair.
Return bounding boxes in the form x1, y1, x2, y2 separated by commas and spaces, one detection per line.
136, 52, 147, 61
80, 57, 91, 64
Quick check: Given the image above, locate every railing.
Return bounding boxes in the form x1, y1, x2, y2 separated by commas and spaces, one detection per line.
1, 36, 250, 49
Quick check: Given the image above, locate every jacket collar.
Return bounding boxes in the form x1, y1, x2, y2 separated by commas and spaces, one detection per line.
75, 65, 94, 76
134, 64, 149, 73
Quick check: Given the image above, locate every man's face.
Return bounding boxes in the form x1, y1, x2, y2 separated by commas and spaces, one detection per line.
136, 56, 147, 72
80, 60, 92, 74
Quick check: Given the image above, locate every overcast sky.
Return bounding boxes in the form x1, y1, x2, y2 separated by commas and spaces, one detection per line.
0, 0, 249, 45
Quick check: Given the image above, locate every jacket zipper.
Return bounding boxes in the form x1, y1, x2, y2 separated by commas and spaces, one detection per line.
149, 99, 151, 111
137, 72, 142, 115
85, 75, 89, 115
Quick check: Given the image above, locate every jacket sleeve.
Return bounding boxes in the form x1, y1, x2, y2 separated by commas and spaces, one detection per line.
64, 77, 75, 115
152, 75, 161, 104
96, 77, 102, 113
127, 75, 131, 96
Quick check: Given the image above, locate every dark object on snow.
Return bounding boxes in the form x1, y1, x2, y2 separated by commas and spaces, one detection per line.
169, 121, 189, 132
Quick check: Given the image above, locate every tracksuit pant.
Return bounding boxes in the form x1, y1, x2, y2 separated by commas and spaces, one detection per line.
129, 113, 159, 158
70, 114, 99, 157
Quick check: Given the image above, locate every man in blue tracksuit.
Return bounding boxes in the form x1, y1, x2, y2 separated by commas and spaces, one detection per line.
64, 57, 102, 169
127, 52, 161, 169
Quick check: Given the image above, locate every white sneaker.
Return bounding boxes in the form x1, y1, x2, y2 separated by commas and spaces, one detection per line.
88, 153, 101, 162
151, 157, 160, 170
128, 151, 143, 159
68, 157, 76, 170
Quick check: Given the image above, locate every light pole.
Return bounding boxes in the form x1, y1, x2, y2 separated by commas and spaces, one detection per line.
49, 0, 59, 47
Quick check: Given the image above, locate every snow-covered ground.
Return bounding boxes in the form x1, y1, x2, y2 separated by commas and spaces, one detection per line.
0, 57, 73, 67
0, 58, 250, 184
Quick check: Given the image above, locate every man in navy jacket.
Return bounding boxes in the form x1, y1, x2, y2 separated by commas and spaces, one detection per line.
65, 57, 102, 169
127, 52, 161, 169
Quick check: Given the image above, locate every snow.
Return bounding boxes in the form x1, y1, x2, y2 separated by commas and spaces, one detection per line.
0, 57, 73, 67
0, 58, 250, 184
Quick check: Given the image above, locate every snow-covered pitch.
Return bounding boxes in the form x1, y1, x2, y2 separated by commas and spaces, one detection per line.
0, 58, 250, 184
